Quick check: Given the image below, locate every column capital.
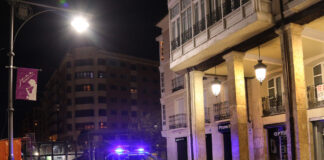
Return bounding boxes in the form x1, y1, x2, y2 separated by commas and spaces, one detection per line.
275, 23, 304, 36
223, 51, 245, 62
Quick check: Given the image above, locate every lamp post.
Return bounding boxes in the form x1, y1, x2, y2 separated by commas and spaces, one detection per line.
6, 1, 89, 159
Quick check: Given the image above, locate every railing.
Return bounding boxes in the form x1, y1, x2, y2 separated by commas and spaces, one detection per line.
307, 85, 324, 109
193, 18, 206, 36
169, 113, 187, 129
171, 36, 181, 50
172, 76, 184, 92
214, 101, 230, 121
262, 96, 285, 116
181, 28, 192, 44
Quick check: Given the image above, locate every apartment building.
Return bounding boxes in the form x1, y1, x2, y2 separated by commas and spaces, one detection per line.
156, 0, 324, 159
42, 46, 162, 155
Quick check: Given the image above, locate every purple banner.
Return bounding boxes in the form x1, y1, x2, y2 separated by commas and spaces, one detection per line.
15, 68, 38, 101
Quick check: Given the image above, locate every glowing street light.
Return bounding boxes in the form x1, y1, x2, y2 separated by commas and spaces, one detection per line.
211, 78, 221, 96
254, 46, 267, 84
71, 16, 89, 33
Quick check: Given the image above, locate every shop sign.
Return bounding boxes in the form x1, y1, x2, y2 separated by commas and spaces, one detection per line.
175, 137, 186, 142
316, 84, 324, 101
218, 122, 231, 133
273, 130, 286, 136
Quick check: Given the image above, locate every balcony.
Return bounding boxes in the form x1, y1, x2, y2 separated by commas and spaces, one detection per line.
262, 96, 285, 116
170, 0, 273, 71
169, 113, 187, 129
172, 76, 184, 92
214, 101, 230, 121
307, 85, 324, 109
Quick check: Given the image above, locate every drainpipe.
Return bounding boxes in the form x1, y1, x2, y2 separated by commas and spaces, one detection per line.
186, 68, 195, 160
245, 78, 251, 123
279, 0, 296, 159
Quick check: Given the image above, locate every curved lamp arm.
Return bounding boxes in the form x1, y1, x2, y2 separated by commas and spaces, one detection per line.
14, 9, 55, 45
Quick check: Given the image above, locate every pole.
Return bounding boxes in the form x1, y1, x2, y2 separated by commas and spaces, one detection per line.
8, 1, 15, 160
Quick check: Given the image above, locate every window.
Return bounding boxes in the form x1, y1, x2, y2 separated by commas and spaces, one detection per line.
130, 64, 137, 70
110, 98, 117, 103
66, 74, 71, 80
130, 88, 137, 94
110, 110, 117, 115
66, 86, 71, 93
110, 73, 117, 78
99, 122, 107, 129
121, 98, 127, 104
142, 66, 147, 70
121, 111, 128, 116
142, 77, 148, 82
120, 74, 126, 79
98, 71, 106, 78
75, 71, 94, 79
131, 100, 137, 105
98, 96, 107, 103
111, 123, 118, 129
67, 124, 72, 131
130, 76, 137, 82
268, 76, 283, 107
108, 59, 118, 67
313, 64, 322, 86
175, 98, 185, 114
162, 105, 166, 125
131, 111, 137, 117
181, 1, 192, 44
98, 84, 106, 91
160, 73, 165, 93
66, 62, 71, 68
120, 62, 126, 67
75, 84, 93, 92
99, 109, 107, 116
67, 99, 72, 105
207, 0, 221, 26
75, 122, 94, 130
74, 59, 93, 66
110, 85, 118, 90
75, 109, 94, 117
97, 58, 106, 65
75, 97, 94, 104
120, 86, 127, 91
67, 112, 72, 118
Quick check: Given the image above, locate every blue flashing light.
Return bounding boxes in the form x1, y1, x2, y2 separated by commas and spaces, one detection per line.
115, 147, 124, 155
137, 148, 144, 152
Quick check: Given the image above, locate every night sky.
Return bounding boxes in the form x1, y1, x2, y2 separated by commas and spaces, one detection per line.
0, 0, 167, 138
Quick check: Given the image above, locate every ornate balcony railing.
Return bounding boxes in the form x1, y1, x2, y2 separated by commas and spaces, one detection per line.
193, 18, 206, 36
214, 101, 230, 121
169, 113, 187, 129
307, 85, 324, 109
172, 76, 184, 92
262, 96, 285, 116
171, 36, 181, 50
181, 28, 192, 44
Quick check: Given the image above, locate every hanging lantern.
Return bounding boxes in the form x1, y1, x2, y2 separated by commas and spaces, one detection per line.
254, 59, 267, 83
211, 78, 221, 96
254, 46, 267, 83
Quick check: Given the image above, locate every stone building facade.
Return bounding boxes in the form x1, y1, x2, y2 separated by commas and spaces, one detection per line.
156, 0, 324, 159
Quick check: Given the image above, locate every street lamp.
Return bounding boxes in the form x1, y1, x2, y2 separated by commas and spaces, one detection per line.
71, 16, 90, 33
6, 1, 90, 160
254, 46, 267, 84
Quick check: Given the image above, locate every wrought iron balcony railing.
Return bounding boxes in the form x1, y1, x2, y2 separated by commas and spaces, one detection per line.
171, 36, 181, 50
193, 18, 206, 36
214, 101, 230, 121
205, 107, 211, 123
307, 85, 324, 109
172, 76, 184, 92
169, 113, 187, 129
262, 96, 285, 116
181, 28, 192, 44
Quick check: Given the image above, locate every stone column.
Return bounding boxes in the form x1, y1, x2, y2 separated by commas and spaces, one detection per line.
187, 70, 206, 160
277, 23, 310, 160
223, 52, 249, 160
